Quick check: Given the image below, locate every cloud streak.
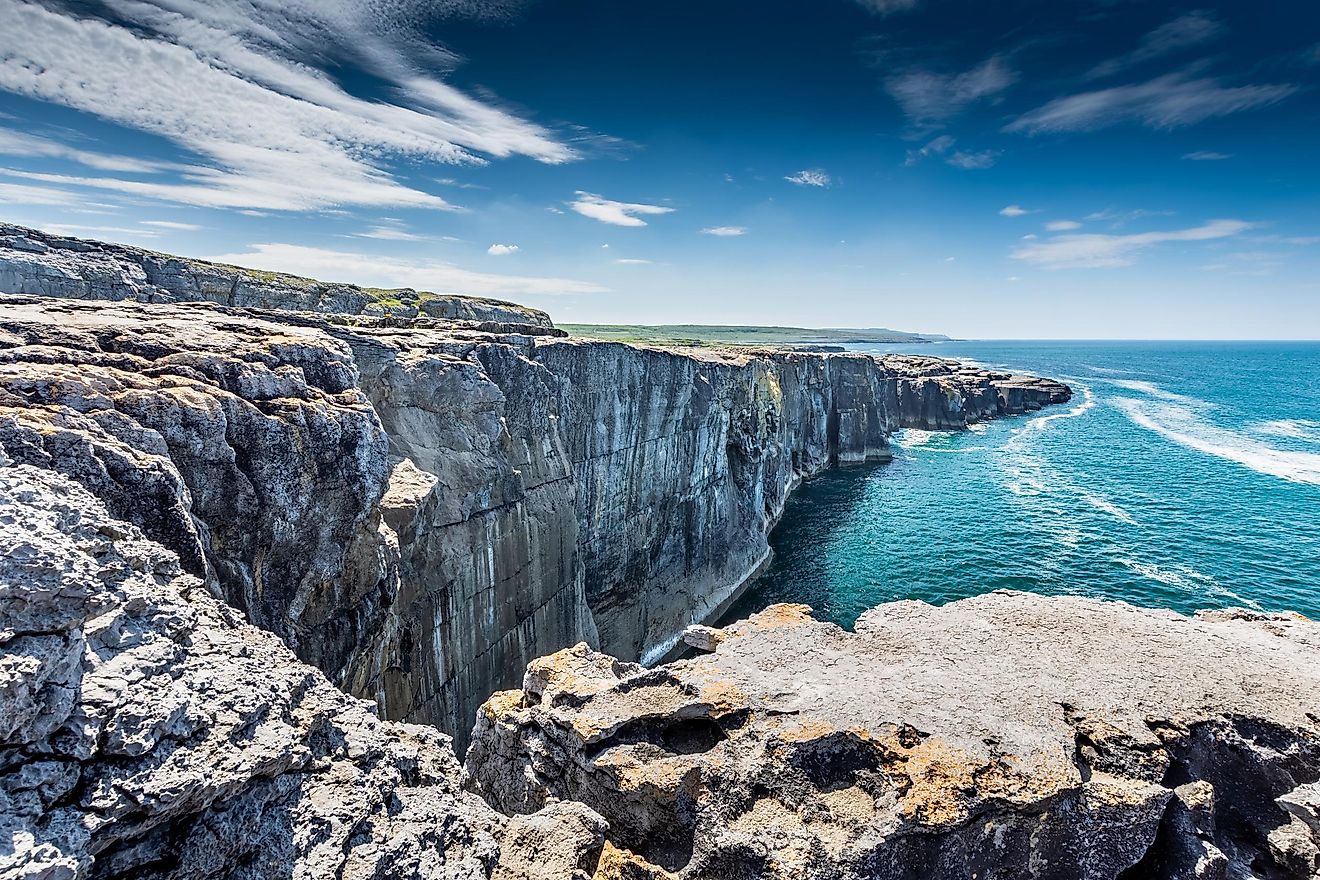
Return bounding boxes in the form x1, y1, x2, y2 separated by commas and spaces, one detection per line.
886, 56, 1016, 128
701, 226, 747, 236
0, 1, 573, 212
1088, 11, 1225, 79
570, 192, 674, 227
1007, 72, 1295, 134
207, 242, 606, 295
1012, 219, 1251, 269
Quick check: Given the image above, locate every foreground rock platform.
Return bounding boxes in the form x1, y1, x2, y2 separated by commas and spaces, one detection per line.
467, 594, 1320, 879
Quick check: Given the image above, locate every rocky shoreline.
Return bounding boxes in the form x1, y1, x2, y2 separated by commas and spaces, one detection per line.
5, 230, 1314, 879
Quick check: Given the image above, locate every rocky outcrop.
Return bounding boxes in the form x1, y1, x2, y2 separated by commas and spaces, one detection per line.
467, 593, 1320, 880
0, 293, 1068, 751
0, 222, 554, 327
0, 448, 613, 880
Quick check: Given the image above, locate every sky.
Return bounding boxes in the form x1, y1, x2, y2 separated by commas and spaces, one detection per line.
0, 0, 1317, 338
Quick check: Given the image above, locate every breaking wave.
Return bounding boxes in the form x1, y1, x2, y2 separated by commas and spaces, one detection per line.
1115, 399, 1320, 486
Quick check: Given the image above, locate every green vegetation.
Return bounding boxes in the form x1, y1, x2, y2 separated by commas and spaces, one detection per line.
558, 324, 948, 346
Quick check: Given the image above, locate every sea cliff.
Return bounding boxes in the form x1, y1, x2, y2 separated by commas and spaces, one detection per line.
12, 230, 1313, 879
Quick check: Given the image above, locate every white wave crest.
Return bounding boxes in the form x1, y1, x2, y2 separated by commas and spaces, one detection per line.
1115, 399, 1320, 485
1081, 491, 1137, 525
1107, 379, 1207, 406
1116, 557, 1263, 609
1023, 384, 1095, 433
1254, 419, 1320, 442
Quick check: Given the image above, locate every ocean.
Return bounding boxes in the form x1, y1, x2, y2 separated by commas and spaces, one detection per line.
726, 340, 1320, 626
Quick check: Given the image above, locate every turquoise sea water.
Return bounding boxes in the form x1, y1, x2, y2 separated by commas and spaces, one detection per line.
727, 341, 1320, 626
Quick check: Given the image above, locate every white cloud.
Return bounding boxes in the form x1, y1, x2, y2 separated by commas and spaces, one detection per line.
852, 0, 919, 13
701, 226, 747, 236
886, 56, 1016, 127
1046, 220, 1082, 231
946, 149, 998, 170
0, 180, 87, 206
1021, 233, 1038, 240
904, 134, 955, 166
1088, 11, 1225, 80
41, 223, 161, 239
0, 1, 572, 213
785, 169, 831, 187
0, 128, 171, 174
1006, 72, 1295, 134
141, 220, 202, 230
206, 243, 606, 296
356, 225, 427, 241
1000, 204, 1031, 217
1012, 219, 1251, 269
487, 243, 519, 255
613, 258, 652, 265
1182, 150, 1233, 161
570, 192, 674, 227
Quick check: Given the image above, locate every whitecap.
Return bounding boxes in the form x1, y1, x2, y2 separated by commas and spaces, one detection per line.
1106, 379, 1208, 406
1115, 399, 1320, 485
1022, 384, 1095, 433
1080, 491, 1137, 526
1115, 556, 1263, 609
1253, 419, 1320, 443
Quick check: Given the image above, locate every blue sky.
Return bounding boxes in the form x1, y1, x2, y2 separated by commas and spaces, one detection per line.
0, 0, 1317, 338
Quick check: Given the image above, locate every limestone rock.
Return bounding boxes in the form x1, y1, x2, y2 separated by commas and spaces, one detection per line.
0, 446, 626, 880
467, 594, 1320, 880
0, 222, 554, 327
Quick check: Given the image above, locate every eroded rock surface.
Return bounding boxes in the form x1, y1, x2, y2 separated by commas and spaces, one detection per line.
0, 449, 614, 880
467, 595, 1320, 880
0, 222, 554, 327
0, 293, 1068, 747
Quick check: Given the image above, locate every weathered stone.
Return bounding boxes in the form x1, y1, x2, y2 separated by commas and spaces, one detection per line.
0, 446, 626, 880
467, 595, 1320, 880
0, 222, 554, 327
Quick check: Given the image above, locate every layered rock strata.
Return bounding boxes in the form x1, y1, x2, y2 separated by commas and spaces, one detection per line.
0, 293, 1069, 738
0, 448, 612, 880
0, 223, 553, 326
467, 593, 1320, 880
0, 293, 1067, 745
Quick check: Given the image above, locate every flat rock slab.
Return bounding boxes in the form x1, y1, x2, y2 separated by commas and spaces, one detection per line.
468, 593, 1320, 879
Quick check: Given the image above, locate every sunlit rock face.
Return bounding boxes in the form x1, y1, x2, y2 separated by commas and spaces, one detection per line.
0, 289, 1068, 748
467, 594, 1320, 880
0, 450, 617, 880
0, 222, 556, 327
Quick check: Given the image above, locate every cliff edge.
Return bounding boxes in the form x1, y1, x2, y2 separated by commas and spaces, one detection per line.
468, 595, 1320, 879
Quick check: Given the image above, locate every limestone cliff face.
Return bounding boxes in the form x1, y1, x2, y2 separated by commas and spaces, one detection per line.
467, 594, 1320, 880
0, 222, 554, 327
0, 448, 614, 880
0, 292, 1068, 750
535, 341, 1070, 664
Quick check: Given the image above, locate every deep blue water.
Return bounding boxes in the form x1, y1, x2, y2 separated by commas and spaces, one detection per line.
727, 341, 1320, 625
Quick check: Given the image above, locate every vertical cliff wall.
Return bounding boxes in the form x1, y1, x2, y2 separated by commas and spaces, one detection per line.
0, 291, 1068, 748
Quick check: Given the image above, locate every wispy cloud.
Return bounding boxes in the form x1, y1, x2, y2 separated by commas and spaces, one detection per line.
904, 135, 955, 166
852, 0, 920, 13
1000, 204, 1032, 217
1182, 150, 1232, 161
701, 226, 747, 236
785, 169, 831, 187
355, 225, 427, 241
886, 56, 1016, 128
613, 258, 652, 265
1006, 72, 1295, 134
1045, 220, 1082, 231
1088, 11, 1225, 80
1012, 218, 1251, 269
0, 128, 171, 174
206, 243, 606, 296
570, 192, 674, 227
141, 220, 202, 231
0, 1, 573, 213
946, 149, 999, 170
487, 243, 519, 255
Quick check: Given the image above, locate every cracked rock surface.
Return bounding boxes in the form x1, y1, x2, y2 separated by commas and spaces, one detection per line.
0, 449, 612, 880
467, 596, 1320, 880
